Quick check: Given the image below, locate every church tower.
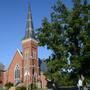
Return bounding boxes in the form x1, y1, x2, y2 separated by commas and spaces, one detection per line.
22, 3, 39, 84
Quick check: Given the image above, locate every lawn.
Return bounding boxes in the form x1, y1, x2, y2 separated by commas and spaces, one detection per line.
0, 87, 47, 90
36, 88, 47, 90
0, 87, 7, 90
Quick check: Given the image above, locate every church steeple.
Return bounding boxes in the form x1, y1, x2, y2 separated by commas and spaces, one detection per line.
23, 3, 35, 40
22, 1, 39, 84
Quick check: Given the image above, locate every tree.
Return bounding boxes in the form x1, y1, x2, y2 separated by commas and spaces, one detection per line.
0, 63, 4, 71
37, 0, 90, 86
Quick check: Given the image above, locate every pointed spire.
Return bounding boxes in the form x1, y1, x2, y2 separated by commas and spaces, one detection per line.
23, 1, 35, 40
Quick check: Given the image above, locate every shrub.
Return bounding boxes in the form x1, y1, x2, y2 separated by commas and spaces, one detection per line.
5, 82, 13, 89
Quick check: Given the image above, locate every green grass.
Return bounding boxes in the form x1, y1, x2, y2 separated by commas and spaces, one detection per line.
0, 87, 7, 90
0, 87, 47, 90
0, 87, 3, 90
35, 88, 47, 90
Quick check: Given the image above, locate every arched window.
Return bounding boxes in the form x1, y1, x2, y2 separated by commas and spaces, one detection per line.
14, 64, 20, 80
32, 51, 36, 59
24, 49, 30, 60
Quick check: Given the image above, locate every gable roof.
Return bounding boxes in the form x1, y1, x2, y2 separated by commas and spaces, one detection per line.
16, 49, 23, 58
8, 49, 23, 70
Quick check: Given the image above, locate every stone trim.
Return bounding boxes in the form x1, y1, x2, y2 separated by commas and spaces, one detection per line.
22, 38, 38, 44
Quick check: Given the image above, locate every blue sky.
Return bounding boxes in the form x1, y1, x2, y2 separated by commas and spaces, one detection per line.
0, 0, 76, 68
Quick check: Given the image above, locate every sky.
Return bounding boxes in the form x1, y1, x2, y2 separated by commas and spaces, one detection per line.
0, 0, 75, 68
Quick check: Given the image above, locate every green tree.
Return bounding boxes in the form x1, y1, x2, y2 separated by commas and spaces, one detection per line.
37, 0, 90, 86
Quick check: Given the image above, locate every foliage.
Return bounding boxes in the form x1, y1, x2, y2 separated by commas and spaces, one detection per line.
5, 82, 13, 89
37, 0, 90, 87
0, 63, 4, 71
0, 70, 2, 77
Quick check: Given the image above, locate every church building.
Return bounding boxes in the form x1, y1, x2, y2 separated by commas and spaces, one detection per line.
1, 2, 47, 89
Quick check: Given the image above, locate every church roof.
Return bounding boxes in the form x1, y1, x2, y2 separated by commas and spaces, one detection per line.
17, 49, 23, 58
8, 49, 23, 70
23, 3, 35, 40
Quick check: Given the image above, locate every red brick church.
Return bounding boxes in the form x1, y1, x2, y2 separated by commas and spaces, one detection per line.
0, 3, 47, 88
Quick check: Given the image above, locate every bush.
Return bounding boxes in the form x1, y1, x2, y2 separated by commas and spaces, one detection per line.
16, 86, 26, 90
5, 82, 13, 89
